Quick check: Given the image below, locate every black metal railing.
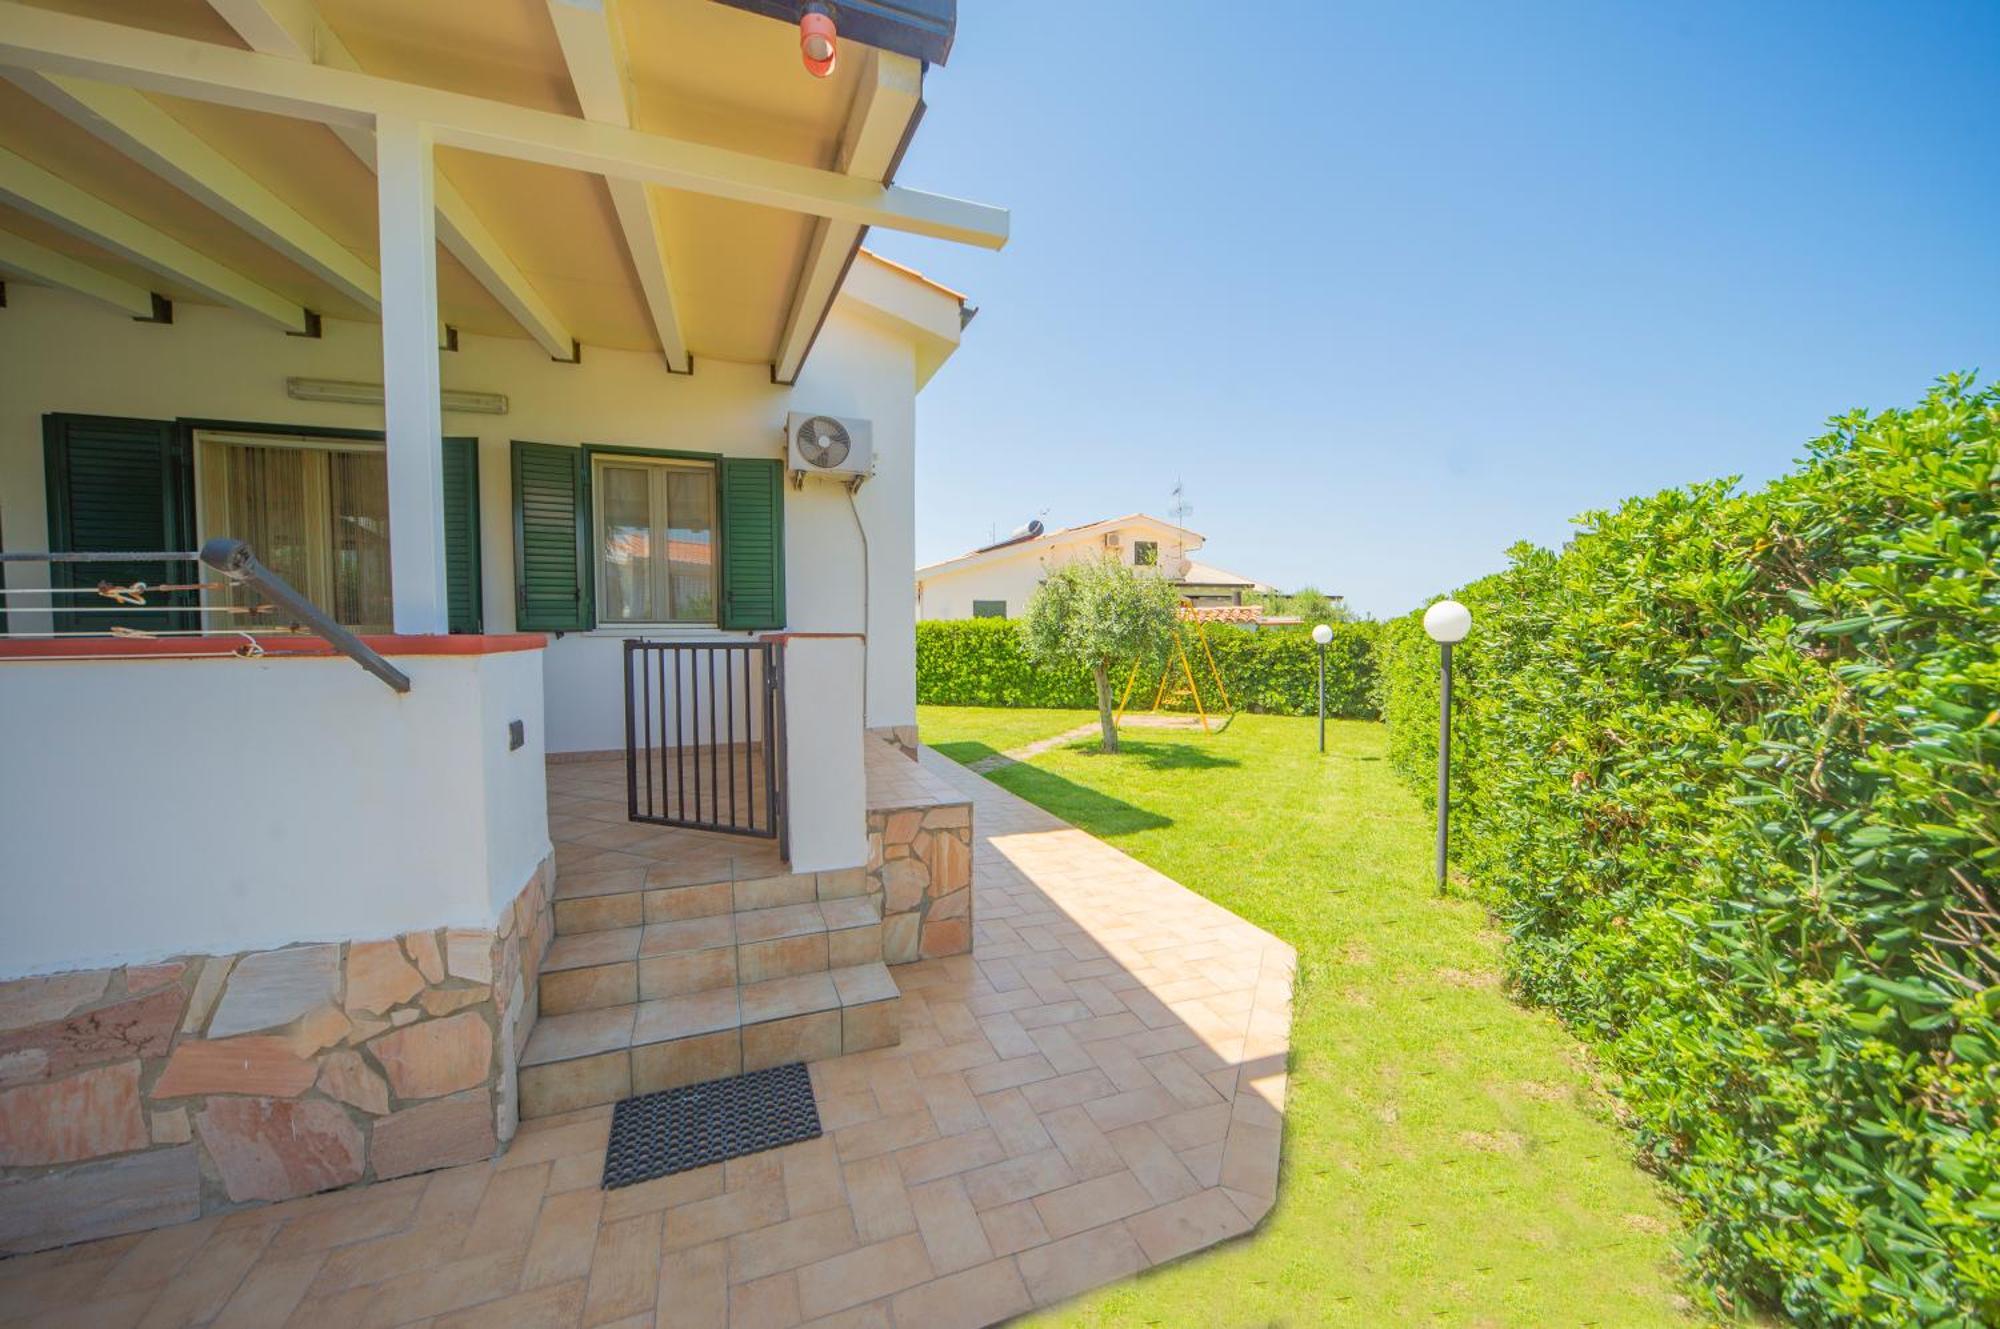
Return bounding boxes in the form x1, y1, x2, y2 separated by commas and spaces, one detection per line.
624, 639, 783, 839
0, 539, 409, 692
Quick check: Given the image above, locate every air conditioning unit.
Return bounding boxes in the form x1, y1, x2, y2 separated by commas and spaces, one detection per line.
1103, 531, 1121, 549
786, 412, 873, 487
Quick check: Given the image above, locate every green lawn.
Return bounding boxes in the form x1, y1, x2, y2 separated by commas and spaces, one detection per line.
920, 705, 1101, 766
918, 705, 1703, 1329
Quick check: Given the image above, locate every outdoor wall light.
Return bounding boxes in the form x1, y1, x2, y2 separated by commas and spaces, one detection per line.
800, 3, 837, 76
1311, 623, 1334, 753
285, 377, 510, 415
1424, 599, 1472, 893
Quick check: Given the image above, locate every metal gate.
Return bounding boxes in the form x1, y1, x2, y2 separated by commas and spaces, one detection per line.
623, 639, 783, 839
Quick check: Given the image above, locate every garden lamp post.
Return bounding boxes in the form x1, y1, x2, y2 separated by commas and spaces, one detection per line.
1311, 623, 1334, 752
1423, 599, 1472, 894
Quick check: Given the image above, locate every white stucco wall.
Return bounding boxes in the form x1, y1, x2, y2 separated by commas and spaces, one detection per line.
777, 636, 866, 873
0, 283, 926, 752
0, 647, 549, 978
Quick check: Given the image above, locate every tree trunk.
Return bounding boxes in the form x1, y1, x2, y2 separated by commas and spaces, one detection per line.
1093, 659, 1118, 753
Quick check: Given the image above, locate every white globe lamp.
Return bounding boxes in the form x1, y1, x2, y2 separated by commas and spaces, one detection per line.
1423, 599, 1472, 644
1311, 623, 1334, 646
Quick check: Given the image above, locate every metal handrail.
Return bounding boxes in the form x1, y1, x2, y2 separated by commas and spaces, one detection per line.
198, 539, 410, 693
0, 542, 409, 693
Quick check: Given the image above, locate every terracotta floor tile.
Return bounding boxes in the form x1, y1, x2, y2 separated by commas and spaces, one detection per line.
522, 1187, 603, 1289
777, 1136, 847, 1218
907, 1176, 994, 1275
546, 928, 642, 971
210, 1252, 325, 1329
977, 1199, 1051, 1258
832, 1108, 938, 1164
582, 1212, 663, 1326
886, 1256, 1032, 1329
891, 1126, 1006, 1188
661, 1186, 786, 1253
1014, 1221, 1146, 1308
656, 1239, 727, 1328
1124, 1187, 1253, 1265
840, 1155, 915, 1244
433, 1278, 585, 1329
791, 1233, 933, 1322
310, 1220, 469, 1294
413, 1166, 495, 1228
97, 1217, 219, 1296
1106, 1122, 1203, 1203
728, 1208, 859, 1285
961, 1144, 1083, 1213
1031, 1171, 1155, 1241
975, 1088, 1055, 1158
459, 1161, 551, 1257
729, 1270, 801, 1328
356, 1249, 524, 1328
134, 1221, 277, 1329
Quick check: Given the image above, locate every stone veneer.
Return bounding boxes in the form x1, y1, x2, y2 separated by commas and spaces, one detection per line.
867, 802, 973, 962
0, 855, 554, 1256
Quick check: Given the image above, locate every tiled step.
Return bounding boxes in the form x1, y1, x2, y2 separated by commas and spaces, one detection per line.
539, 896, 884, 1015
518, 961, 902, 1118
551, 863, 870, 934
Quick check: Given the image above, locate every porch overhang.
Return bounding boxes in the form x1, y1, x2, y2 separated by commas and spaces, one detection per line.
0, 0, 1003, 374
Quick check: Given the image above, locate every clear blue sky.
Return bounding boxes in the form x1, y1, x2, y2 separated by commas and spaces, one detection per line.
870, 1, 2000, 618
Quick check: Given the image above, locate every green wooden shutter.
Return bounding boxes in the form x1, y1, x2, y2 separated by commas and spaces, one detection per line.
441, 436, 482, 633
718, 457, 785, 630
511, 440, 591, 632
43, 414, 191, 634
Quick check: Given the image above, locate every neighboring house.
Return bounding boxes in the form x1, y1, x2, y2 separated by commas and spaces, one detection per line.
1177, 559, 1274, 608
916, 513, 1280, 619
0, 0, 1002, 1254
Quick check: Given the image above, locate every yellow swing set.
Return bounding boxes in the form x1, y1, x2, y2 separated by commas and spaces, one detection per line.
1114, 604, 1234, 733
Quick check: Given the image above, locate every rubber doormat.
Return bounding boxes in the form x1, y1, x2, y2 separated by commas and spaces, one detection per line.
601, 1061, 822, 1190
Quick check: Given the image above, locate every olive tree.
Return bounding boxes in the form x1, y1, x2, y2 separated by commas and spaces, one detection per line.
1020, 556, 1181, 752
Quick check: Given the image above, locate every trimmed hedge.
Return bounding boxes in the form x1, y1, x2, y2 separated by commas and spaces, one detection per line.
1380, 377, 1999, 1325
915, 617, 1379, 719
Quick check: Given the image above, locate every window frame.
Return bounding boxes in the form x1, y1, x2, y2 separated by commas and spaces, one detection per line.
1133, 539, 1159, 567
971, 599, 1007, 619
191, 425, 394, 633
587, 448, 720, 629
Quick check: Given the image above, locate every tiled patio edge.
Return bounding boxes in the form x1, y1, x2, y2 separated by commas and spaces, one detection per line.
0, 747, 1294, 1328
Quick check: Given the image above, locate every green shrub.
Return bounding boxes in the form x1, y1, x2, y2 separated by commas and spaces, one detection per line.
1379, 377, 2000, 1325
916, 617, 1379, 719
914, 617, 1095, 707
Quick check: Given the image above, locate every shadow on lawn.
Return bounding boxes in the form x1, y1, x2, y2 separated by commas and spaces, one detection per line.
936, 739, 1208, 838
983, 761, 1173, 837
1079, 738, 1239, 773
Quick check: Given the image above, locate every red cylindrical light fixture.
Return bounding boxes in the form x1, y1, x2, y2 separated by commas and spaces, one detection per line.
800, 3, 837, 77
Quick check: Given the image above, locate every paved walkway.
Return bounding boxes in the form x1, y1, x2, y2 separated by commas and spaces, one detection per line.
964, 714, 1207, 774
0, 750, 1293, 1329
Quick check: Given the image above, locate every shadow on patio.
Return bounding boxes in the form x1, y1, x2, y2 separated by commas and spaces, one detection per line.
0, 748, 1294, 1329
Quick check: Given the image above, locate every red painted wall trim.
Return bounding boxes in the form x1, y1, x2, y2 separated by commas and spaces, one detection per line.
0, 633, 548, 661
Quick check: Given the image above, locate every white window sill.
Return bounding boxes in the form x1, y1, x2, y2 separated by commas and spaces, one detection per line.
576, 625, 750, 641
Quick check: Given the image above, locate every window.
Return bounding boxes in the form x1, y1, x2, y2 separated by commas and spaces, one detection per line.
593, 455, 716, 624
196, 431, 392, 631
1133, 540, 1159, 566
972, 599, 1007, 618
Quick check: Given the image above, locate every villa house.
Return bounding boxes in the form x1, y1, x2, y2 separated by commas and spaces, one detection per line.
915, 513, 1276, 619
0, 0, 1001, 1253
